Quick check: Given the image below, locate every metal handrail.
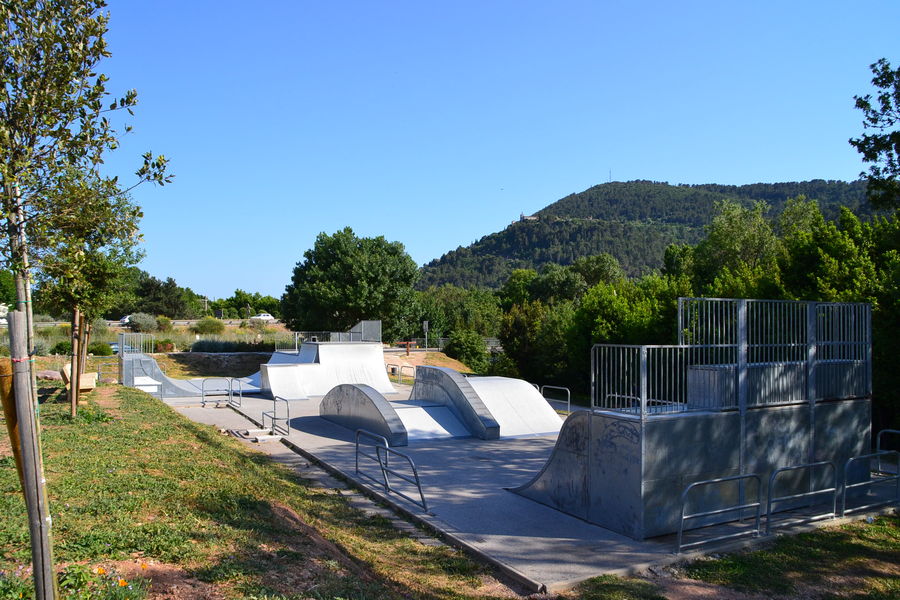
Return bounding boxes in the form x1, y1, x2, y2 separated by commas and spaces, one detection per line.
541, 385, 571, 414
96, 361, 119, 383
200, 377, 233, 408
376, 445, 428, 512
842, 451, 900, 516
355, 429, 428, 512
385, 363, 400, 383
766, 461, 837, 534
399, 365, 415, 384
229, 378, 244, 407
356, 429, 390, 488
677, 474, 761, 553
261, 396, 291, 437
876, 430, 900, 474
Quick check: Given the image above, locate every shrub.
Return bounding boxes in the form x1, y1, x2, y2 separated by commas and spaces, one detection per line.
192, 316, 225, 335
91, 317, 109, 336
190, 339, 276, 352
32, 313, 55, 322
128, 312, 158, 332
88, 341, 114, 356
443, 329, 489, 374
156, 315, 173, 332
50, 340, 73, 355
32, 339, 49, 356
155, 339, 175, 353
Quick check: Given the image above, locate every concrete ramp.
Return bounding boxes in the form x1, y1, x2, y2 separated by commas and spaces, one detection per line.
392, 400, 471, 440
121, 354, 234, 398
320, 384, 407, 446
466, 377, 562, 438
260, 342, 395, 399
412, 367, 499, 440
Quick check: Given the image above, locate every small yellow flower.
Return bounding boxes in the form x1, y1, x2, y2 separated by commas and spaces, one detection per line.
140, 562, 148, 570
95, 566, 106, 575
118, 578, 128, 587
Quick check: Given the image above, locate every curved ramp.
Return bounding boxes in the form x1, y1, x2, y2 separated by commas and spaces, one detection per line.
412, 367, 499, 440
122, 354, 236, 398
261, 342, 395, 399
466, 376, 562, 438
320, 384, 407, 446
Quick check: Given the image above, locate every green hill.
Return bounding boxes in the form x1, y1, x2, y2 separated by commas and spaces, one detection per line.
418, 179, 872, 289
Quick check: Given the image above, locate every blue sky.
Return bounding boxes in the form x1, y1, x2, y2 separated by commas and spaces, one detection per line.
100, 0, 900, 300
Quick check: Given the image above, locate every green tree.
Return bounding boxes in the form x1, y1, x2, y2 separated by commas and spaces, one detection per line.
443, 329, 489, 374
498, 269, 537, 310
281, 227, 418, 339
571, 253, 624, 287
417, 285, 501, 338
528, 264, 588, 305
0, 0, 169, 350
850, 58, 900, 208
692, 200, 780, 291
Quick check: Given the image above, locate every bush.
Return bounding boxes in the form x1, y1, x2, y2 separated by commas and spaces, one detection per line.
156, 315, 173, 332
128, 312, 158, 332
32, 313, 55, 322
92, 317, 109, 336
155, 339, 175, 353
32, 339, 49, 356
87, 341, 114, 356
443, 329, 489, 374
192, 316, 225, 335
50, 340, 72, 355
190, 339, 276, 352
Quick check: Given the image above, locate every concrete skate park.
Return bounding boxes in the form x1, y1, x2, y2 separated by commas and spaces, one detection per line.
118, 301, 899, 592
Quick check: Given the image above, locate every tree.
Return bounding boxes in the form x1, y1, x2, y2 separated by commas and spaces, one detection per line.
0, 6, 168, 590
281, 227, 418, 339
850, 58, 900, 208
36, 171, 142, 414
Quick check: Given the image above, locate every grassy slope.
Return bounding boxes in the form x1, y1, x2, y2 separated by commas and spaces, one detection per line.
1, 383, 898, 599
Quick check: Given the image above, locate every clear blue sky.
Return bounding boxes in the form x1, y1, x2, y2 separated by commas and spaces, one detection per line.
99, 0, 900, 300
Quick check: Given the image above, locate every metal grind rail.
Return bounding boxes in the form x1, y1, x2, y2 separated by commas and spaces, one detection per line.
355, 429, 428, 512
677, 474, 762, 553
842, 451, 900, 516
200, 377, 233, 407
541, 385, 571, 414
229, 378, 246, 407
766, 461, 837, 534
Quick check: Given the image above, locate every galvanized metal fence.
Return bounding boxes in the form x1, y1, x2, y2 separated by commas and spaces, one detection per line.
594, 299, 871, 416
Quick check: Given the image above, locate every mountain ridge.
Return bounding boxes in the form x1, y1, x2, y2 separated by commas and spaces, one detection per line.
417, 179, 873, 289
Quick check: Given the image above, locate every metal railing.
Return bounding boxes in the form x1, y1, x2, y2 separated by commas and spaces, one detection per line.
540, 385, 571, 414
876, 430, 900, 474
385, 363, 416, 385
200, 377, 233, 408
229, 378, 246, 407
677, 474, 762, 553
355, 429, 428, 512
766, 461, 837, 534
842, 451, 900, 516
96, 361, 119, 383
262, 396, 291, 437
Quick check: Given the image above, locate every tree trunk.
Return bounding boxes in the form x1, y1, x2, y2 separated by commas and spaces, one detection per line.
69, 307, 81, 417
79, 314, 90, 374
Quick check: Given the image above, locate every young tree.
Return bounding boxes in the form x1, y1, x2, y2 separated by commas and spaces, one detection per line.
282, 227, 418, 338
850, 58, 900, 208
36, 171, 142, 414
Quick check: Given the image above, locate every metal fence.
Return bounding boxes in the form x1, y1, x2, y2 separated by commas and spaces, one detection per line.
118, 332, 155, 355
594, 298, 872, 416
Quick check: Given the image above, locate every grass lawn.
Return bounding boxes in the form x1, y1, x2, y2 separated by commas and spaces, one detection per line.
0, 381, 897, 599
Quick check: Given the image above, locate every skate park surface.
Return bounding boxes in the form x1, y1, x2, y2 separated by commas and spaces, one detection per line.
165, 386, 679, 593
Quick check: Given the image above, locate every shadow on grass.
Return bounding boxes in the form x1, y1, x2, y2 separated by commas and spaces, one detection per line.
683, 515, 900, 595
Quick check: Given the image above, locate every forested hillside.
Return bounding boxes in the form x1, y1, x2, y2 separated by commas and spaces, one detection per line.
418, 179, 871, 288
